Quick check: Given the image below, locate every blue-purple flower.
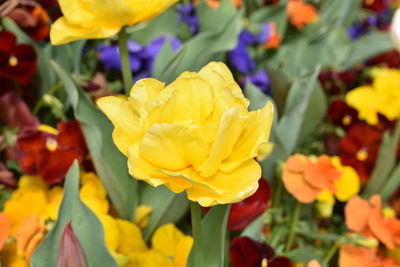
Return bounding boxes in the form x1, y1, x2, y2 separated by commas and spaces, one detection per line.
177, 3, 199, 34
246, 70, 271, 95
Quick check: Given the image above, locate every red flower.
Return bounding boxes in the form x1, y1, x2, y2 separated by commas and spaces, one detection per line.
0, 30, 36, 84
367, 50, 400, 69
8, 4, 51, 41
228, 178, 270, 231
230, 237, 292, 267
318, 70, 359, 95
362, 0, 389, 12
339, 123, 382, 182
327, 100, 360, 130
17, 120, 87, 185
0, 90, 39, 129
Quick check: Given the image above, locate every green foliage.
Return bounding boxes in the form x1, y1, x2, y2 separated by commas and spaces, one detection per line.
31, 162, 117, 267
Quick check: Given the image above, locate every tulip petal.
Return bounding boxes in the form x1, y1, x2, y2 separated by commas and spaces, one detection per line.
97, 96, 140, 155
139, 123, 209, 171
57, 222, 87, 267
50, 17, 119, 45
187, 159, 261, 206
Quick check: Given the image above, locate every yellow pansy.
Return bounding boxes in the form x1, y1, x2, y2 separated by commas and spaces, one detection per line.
98, 62, 274, 206
346, 68, 400, 124
50, 0, 179, 45
315, 157, 360, 218
134, 205, 153, 228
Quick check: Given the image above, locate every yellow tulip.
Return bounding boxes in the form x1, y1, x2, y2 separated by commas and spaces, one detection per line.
50, 0, 180, 45
97, 62, 274, 206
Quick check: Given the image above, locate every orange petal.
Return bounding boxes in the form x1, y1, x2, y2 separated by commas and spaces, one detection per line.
345, 196, 372, 232
285, 154, 310, 172
16, 215, 42, 255
304, 156, 341, 193
282, 169, 320, 203
339, 244, 379, 267
0, 213, 10, 250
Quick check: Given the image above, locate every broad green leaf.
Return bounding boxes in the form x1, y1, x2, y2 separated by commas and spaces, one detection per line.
196, 0, 237, 32
153, 8, 243, 83
241, 214, 265, 241
30, 162, 117, 267
364, 122, 400, 198
339, 32, 395, 70
285, 246, 324, 265
141, 186, 188, 241
187, 205, 230, 267
276, 66, 321, 155
51, 61, 138, 220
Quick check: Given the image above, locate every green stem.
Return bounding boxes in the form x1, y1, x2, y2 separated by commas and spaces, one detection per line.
272, 176, 283, 208
32, 82, 63, 115
118, 26, 133, 95
285, 201, 301, 252
190, 201, 204, 267
323, 241, 341, 265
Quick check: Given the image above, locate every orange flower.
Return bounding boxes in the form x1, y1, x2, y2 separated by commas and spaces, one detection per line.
339, 244, 398, 267
16, 215, 46, 261
264, 23, 281, 49
345, 195, 400, 250
287, 0, 318, 30
282, 154, 341, 203
0, 213, 10, 250
200, 0, 242, 9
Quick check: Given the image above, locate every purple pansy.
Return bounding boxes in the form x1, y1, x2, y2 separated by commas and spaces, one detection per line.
177, 3, 199, 34
246, 70, 271, 95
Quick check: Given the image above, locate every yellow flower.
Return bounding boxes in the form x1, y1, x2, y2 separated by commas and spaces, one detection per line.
315, 157, 360, 218
346, 68, 400, 124
50, 0, 179, 45
134, 205, 153, 228
97, 62, 274, 207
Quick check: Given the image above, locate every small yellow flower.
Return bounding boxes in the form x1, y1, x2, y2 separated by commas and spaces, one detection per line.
98, 62, 274, 207
50, 0, 179, 45
135, 205, 153, 228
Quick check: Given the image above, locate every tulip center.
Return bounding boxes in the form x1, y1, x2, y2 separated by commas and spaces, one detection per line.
8, 55, 18, 67
261, 258, 268, 267
46, 138, 58, 152
342, 115, 352, 126
356, 149, 368, 161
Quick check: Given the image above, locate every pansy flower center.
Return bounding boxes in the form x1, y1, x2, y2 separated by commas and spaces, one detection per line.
46, 138, 58, 152
261, 258, 268, 267
356, 148, 368, 161
8, 55, 18, 67
342, 115, 352, 126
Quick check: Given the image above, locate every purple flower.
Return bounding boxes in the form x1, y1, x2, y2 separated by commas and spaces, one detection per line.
348, 22, 369, 40
246, 70, 271, 95
57, 222, 87, 267
97, 35, 182, 79
178, 3, 199, 34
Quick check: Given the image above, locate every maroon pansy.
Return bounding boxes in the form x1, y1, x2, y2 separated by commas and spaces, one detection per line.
339, 123, 382, 182
367, 50, 400, 68
0, 30, 36, 84
0, 90, 39, 129
327, 100, 360, 130
318, 70, 359, 95
230, 237, 292, 267
362, 0, 389, 12
228, 178, 270, 231
324, 133, 341, 156
17, 120, 87, 185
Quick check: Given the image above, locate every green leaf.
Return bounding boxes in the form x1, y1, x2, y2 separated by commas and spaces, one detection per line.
276, 66, 321, 155
340, 32, 395, 70
241, 214, 265, 241
249, 4, 288, 37
30, 162, 117, 267
141, 186, 189, 241
187, 205, 230, 267
51, 61, 138, 220
153, 8, 243, 83
196, 0, 238, 32
364, 122, 400, 198
285, 246, 323, 265
381, 162, 400, 201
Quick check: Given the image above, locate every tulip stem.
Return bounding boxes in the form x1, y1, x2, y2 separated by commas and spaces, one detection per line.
285, 201, 301, 252
118, 26, 133, 95
190, 201, 204, 267
323, 241, 341, 265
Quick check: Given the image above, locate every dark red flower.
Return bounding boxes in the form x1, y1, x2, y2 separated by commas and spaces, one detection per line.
0, 90, 39, 129
362, 0, 389, 12
367, 50, 400, 68
327, 100, 360, 130
230, 237, 292, 267
0, 30, 36, 84
228, 178, 270, 231
17, 120, 88, 185
339, 123, 382, 182
8, 5, 50, 41
318, 70, 359, 95
0, 162, 16, 187
324, 133, 341, 156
